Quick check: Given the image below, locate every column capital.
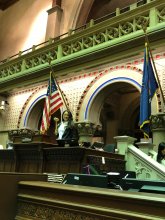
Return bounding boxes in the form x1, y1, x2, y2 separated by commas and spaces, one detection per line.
151, 113, 165, 130
151, 113, 165, 150
47, 5, 63, 15
75, 121, 95, 143
75, 121, 95, 136
114, 135, 136, 144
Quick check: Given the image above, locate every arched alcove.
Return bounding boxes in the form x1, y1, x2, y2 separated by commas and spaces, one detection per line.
26, 97, 62, 138
26, 98, 44, 130
98, 82, 141, 144
78, 68, 144, 143
18, 87, 63, 139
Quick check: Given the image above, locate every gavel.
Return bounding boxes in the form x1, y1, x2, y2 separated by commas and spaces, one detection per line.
54, 117, 59, 135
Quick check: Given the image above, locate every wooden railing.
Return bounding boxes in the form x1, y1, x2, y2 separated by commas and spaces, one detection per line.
15, 180, 165, 220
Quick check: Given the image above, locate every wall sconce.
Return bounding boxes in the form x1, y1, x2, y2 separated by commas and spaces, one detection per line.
0, 100, 9, 111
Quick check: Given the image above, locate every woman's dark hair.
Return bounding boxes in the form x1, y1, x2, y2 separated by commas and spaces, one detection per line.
62, 110, 73, 127
62, 110, 73, 120
157, 142, 165, 163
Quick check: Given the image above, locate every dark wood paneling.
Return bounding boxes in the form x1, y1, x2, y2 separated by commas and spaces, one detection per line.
0, 150, 16, 172
15, 181, 165, 220
0, 173, 47, 220
0, 145, 125, 174
43, 147, 125, 173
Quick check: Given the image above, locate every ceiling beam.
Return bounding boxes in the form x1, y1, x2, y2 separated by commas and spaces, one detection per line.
0, 0, 19, 10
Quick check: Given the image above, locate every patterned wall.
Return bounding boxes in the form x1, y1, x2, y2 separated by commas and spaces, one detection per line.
60, 75, 95, 119
0, 53, 165, 131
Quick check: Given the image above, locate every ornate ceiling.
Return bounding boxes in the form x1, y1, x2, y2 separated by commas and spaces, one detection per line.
0, 0, 18, 10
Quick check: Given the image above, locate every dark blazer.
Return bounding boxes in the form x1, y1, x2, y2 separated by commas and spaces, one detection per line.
57, 121, 79, 146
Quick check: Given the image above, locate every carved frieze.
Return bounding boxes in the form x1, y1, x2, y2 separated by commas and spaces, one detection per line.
16, 201, 106, 220
133, 157, 164, 180
150, 113, 165, 130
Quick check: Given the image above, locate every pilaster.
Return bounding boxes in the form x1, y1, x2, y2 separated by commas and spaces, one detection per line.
45, 5, 63, 40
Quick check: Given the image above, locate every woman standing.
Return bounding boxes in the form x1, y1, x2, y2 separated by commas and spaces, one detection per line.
55, 110, 79, 146
156, 142, 165, 166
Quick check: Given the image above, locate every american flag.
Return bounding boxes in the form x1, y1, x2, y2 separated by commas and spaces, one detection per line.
40, 76, 63, 134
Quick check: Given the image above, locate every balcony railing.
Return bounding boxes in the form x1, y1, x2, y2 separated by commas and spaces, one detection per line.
0, 0, 164, 86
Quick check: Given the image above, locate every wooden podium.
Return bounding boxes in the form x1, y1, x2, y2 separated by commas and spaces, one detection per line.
12, 134, 58, 173
43, 147, 125, 174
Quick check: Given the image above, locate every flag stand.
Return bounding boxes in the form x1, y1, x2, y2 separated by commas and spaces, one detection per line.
142, 24, 165, 112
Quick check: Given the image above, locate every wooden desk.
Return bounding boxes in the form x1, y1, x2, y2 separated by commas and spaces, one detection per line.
13, 142, 57, 173
43, 147, 125, 174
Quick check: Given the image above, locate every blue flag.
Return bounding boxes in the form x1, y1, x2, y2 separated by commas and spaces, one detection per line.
139, 44, 158, 138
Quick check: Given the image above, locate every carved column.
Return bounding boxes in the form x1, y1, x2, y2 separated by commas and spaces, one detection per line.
151, 113, 165, 151
75, 121, 95, 144
45, 0, 63, 40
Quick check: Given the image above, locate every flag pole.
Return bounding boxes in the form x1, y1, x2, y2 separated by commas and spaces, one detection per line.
48, 59, 70, 111
49, 70, 52, 96
142, 24, 165, 109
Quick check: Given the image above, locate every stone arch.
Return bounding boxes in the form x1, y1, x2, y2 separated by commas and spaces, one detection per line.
17, 87, 45, 129
73, 0, 94, 28
18, 86, 63, 131
23, 94, 45, 130
78, 67, 160, 142
77, 68, 145, 143
78, 68, 142, 123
